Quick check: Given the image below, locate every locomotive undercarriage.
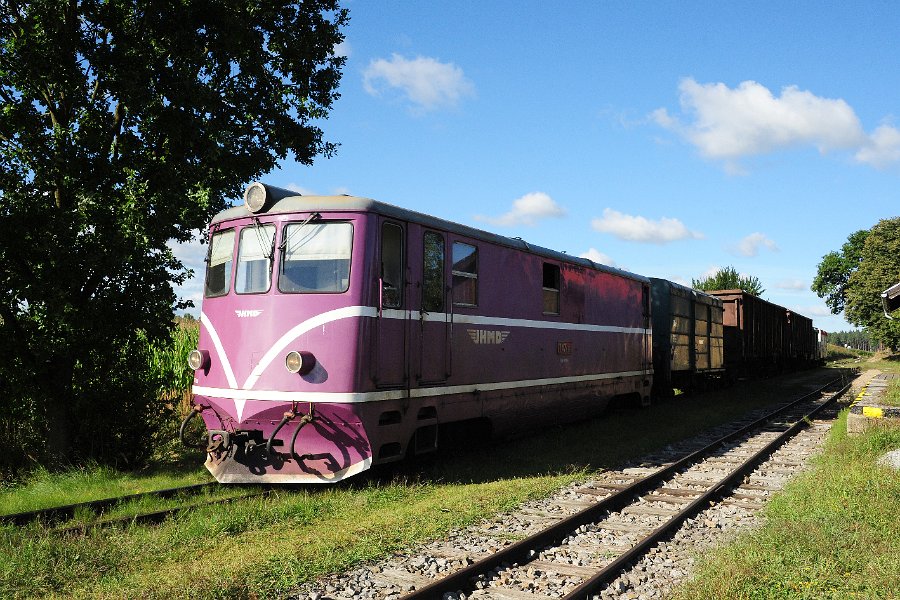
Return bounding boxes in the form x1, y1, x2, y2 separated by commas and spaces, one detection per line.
181, 401, 374, 483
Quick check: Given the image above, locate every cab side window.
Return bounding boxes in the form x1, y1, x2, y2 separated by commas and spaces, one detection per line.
543, 263, 561, 314
381, 223, 404, 308
423, 231, 445, 312
452, 242, 477, 306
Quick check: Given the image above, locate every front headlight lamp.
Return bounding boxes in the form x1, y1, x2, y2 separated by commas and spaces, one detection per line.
285, 350, 316, 375
244, 181, 268, 213
188, 349, 210, 371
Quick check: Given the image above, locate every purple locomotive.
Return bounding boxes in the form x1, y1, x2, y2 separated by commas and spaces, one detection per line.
185, 182, 653, 483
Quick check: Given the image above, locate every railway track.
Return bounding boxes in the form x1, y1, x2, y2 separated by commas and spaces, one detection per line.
293, 375, 850, 600
0, 481, 218, 527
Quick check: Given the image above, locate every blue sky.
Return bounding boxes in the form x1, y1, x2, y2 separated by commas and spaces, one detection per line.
174, 1, 900, 333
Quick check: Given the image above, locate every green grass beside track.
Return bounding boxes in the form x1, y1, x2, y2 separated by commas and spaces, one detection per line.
674, 406, 900, 600
0, 369, 848, 599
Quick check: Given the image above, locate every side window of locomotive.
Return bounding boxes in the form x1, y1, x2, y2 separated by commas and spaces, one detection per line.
542, 263, 561, 315
381, 222, 404, 308
452, 242, 478, 306
235, 224, 275, 294
279, 222, 353, 293
423, 231, 445, 312
204, 229, 235, 298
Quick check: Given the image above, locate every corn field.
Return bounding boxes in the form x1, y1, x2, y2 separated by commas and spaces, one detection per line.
148, 317, 199, 417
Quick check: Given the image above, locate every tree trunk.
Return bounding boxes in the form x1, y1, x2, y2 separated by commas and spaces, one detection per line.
42, 356, 76, 467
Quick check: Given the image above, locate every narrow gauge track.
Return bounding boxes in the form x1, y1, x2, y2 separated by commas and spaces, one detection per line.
381, 376, 850, 600
0, 481, 218, 527
50, 488, 272, 536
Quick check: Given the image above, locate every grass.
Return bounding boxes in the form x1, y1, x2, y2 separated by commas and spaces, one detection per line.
0, 464, 213, 517
673, 406, 900, 600
0, 368, 847, 599
883, 379, 900, 407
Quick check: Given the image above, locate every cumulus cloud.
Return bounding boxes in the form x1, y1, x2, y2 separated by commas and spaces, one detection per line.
648, 78, 900, 170
334, 41, 351, 58
590, 209, 704, 244
580, 248, 615, 267
732, 232, 779, 257
286, 183, 317, 195
652, 79, 866, 160
800, 304, 833, 317
855, 123, 900, 168
363, 54, 475, 112
168, 235, 207, 313
775, 278, 807, 291
475, 192, 566, 227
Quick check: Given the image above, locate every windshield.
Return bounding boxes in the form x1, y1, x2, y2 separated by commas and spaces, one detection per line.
279, 222, 353, 293
204, 229, 235, 297
236, 224, 275, 294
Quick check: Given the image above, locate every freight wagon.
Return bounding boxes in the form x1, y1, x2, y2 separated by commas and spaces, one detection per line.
706, 290, 819, 376
649, 278, 725, 396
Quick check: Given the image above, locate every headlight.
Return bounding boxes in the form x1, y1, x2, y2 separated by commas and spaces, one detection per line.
285, 350, 316, 375
188, 349, 210, 371
244, 181, 268, 213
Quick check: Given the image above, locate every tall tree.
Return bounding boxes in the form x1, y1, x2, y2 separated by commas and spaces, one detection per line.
811, 230, 868, 313
692, 266, 765, 296
0, 1, 347, 466
843, 218, 900, 350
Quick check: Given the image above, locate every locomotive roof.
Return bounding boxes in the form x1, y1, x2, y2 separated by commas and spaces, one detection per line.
211, 190, 649, 284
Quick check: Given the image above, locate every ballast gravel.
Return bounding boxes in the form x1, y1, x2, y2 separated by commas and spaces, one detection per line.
289, 385, 848, 600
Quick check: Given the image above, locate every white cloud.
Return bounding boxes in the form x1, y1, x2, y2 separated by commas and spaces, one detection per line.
855, 123, 900, 168
286, 183, 317, 195
775, 278, 807, 291
652, 78, 868, 166
732, 232, 779, 257
334, 41, 351, 59
168, 234, 206, 314
363, 54, 475, 112
579, 248, 615, 266
475, 192, 566, 227
800, 304, 833, 317
699, 265, 721, 279
590, 208, 704, 244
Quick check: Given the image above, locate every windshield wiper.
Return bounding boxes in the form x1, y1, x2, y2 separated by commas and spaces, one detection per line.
278, 212, 321, 252
252, 217, 275, 261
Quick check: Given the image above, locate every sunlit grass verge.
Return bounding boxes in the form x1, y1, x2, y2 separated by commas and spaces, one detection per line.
0, 463, 212, 517
0, 369, 842, 599
884, 379, 900, 407
673, 409, 900, 600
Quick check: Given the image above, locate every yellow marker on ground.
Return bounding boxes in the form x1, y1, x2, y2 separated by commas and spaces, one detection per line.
862, 406, 884, 418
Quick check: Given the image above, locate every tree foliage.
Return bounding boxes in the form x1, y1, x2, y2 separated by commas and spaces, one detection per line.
827, 330, 877, 352
844, 218, 900, 350
813, 219, 900, 351
811, 230, 868, 313
0, 1, 347, 470
692, 266, 765, 296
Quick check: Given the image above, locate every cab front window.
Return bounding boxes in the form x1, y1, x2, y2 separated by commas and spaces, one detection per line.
279, 222, 353, 293
204, 229, 235, 298
236, 223, 275, 294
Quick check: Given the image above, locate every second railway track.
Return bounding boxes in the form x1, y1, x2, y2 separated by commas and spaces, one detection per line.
292, 375, 851, 600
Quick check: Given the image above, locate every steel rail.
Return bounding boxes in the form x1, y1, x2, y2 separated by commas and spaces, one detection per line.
1, 481, 218, 526
401, 375, 848, 600
52, 489, 272, 536
561, 379, 850, 599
